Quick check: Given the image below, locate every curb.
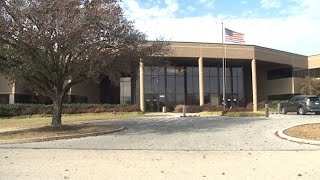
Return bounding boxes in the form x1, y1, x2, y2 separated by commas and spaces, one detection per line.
0, 127, 125, 145
276, 124, 320, 146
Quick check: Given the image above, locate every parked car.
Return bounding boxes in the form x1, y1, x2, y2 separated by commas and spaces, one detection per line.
281, 95, 320, 115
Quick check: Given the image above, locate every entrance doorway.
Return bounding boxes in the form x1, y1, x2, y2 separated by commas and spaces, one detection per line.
145, 94, 159, 112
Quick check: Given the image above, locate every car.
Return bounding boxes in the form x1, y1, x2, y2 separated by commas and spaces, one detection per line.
281, 95, 320, 115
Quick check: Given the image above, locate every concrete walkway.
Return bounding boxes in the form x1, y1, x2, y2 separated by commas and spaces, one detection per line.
1, 149, 319, 179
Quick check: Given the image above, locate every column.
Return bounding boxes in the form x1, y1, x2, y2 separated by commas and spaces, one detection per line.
68, 79, 72, 103
198, 57, 204, 106
139, 60, 145, 112
9, 82, 15, 104
251, 59, 258, 112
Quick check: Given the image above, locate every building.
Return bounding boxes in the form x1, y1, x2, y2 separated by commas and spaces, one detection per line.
1, 42, 320, 112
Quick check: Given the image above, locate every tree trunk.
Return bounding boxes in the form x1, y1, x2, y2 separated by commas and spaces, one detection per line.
51, 96, 63, 126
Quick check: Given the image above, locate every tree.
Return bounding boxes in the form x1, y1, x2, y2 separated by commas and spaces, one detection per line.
300, 77, 320, 96
0, 0, 170, 126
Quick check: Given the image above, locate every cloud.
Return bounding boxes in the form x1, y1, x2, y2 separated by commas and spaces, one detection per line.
241, 1, 248, 4
198, 0, 215, 8
282, 0, 320, 18
186, 5, 196, 12
260, 0, 281, 9
122, 0, 179, 19
122, 0, 320, 55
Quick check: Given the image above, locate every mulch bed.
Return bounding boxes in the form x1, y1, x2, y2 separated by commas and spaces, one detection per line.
284, 123, 320, 141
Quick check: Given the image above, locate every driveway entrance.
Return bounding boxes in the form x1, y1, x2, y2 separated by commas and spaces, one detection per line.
1, 114, 319, 151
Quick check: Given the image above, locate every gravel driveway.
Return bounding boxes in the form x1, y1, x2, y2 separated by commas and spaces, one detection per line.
1, 114, 320, 151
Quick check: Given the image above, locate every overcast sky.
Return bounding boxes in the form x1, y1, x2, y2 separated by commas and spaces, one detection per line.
121, 0, 320, 56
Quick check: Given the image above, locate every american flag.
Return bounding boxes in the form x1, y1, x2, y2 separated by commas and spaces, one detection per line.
225, 28, 245, 43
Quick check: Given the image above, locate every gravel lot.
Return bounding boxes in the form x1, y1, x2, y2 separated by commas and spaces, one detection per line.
1, 114, 320, 151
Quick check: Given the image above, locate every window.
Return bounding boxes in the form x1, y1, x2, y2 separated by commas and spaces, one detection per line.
120, 77, 131, 104
267, 67, 293, 80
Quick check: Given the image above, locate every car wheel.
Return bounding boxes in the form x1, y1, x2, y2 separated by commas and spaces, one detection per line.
298, 107, 306, 115
281, 107, 287, 114
315, 112, 320, 115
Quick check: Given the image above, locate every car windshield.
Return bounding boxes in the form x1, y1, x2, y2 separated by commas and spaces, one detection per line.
308, 97, 320, 101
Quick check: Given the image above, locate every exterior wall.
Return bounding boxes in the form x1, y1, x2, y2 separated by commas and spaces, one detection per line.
71, 80, 100, 103
264, 78, 294, 96
255, 46, 308, 68
256, 66, 301, 101
294, 78, 304, 94
15, 80, 29, 94
0, 76, 12, 104
308, 55, 320, 69
256, 67, 267, 102
0, 76, 13, 94
170, 42, 255, 59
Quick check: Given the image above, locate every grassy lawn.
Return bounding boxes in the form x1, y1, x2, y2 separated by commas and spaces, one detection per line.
0, 124, 118, 141
0, 112, 144, 131
284, 123, 320, 141
199, 111, 223, 116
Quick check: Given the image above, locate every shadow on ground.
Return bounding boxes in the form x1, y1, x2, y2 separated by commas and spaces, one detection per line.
101, 116, 267, 135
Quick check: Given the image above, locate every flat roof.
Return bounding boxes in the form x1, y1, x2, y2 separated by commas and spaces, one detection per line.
169, 41, 307, 58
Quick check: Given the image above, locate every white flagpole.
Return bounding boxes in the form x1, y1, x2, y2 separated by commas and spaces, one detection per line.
222, 22, 226, 110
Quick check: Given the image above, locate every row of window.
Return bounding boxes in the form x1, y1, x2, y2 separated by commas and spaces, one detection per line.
141, 67, 243, 94
267, 67, 320, 80
134, 66, 245, 109
293, 68, 320, 78
143, 66, 242, 77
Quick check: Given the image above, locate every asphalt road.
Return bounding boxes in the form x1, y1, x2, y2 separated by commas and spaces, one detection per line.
1, 114, 320, 151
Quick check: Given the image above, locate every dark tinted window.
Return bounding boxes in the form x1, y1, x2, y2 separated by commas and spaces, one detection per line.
267, 67, 293, 80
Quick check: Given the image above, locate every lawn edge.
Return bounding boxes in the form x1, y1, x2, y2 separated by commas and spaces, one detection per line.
0, 126, 125, 145
276, 123, 320, 146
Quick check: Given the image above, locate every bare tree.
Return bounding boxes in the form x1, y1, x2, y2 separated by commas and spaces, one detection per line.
0, 0, 170, 126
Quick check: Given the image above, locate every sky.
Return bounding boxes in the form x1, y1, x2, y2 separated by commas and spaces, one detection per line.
121, 0, 320, 56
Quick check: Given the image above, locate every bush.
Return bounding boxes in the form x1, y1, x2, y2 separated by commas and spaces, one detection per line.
174, 104, 184, 113
201, 104, 223, 111
0, 103, 140, 117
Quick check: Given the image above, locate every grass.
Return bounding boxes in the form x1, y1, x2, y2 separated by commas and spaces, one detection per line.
0, 124, 117, 141
284, 123, 320, 141
200, 111, 265, 117
0, 112, 143, 131
199, 111, 223, 116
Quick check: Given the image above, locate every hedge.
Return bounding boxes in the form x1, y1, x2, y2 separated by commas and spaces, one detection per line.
0, 104, 140, 117
174, 100, 286, 114
174, 104, 250, 113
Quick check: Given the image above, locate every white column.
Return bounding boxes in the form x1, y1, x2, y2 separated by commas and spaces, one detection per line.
198, 57, 204, 106
251, 59, 258, 112
9, 82, 15, 104
68, 79, 72, 103
139, 60, 145, 112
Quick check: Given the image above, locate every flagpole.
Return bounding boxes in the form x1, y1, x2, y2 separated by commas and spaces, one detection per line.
221, 22, 226, 110
224, 32, 227, 109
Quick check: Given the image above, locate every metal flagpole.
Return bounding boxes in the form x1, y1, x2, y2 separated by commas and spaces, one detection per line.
222, 22, 226, 110
224, 32, 227, 109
